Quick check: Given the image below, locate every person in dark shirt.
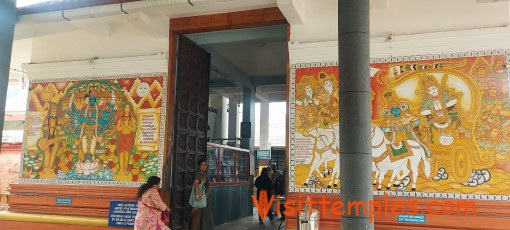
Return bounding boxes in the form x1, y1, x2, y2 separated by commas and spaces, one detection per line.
273, 168, 286, 219
255, 167, 274, 223
270, 163, 282, 183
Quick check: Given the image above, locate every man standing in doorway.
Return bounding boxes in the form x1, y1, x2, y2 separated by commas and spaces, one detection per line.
270, 164, 282, 217
273, 168, 286, 220
270, 163, 282, 183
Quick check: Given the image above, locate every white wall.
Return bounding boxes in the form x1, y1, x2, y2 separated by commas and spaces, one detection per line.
289, 0, 510, 64
30, 21, 168, 64
290, 0, 510, 43
10, 39, 33, 70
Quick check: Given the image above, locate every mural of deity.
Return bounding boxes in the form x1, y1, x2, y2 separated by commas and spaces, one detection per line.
22, 76, 166, 185
78, 93, 100, 162
378, 90, 422, 157
39, 103, 65, 177
315, 72, 339, 126
418, 75, 462, 146
116, 103, 136, 180
478, 122, 510, 154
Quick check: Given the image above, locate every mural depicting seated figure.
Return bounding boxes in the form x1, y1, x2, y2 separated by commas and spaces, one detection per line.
418, 75, 463, 146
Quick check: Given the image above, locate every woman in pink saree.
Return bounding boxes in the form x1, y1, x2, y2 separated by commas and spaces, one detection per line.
134, 176, 170, 230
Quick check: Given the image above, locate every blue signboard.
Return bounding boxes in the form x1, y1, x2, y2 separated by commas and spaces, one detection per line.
397, 214, 426, 224
257, 150, 271, 159
56, 197, 72, 205
108, 201, 138, 228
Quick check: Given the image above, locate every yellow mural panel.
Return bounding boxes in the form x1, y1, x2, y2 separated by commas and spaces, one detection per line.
289, 52, 510, 198
20, 74, 167, 186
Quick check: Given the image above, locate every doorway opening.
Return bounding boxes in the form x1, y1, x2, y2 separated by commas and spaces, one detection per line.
164, 8, 289, 229
186, 24, 287, 225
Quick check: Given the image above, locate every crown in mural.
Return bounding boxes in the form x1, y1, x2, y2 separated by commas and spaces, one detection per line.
382, 90, 399, 107
420, 75, 439, 88
41, 84, 57, 102
318, 72, 335, 82
298, 75, 316, 86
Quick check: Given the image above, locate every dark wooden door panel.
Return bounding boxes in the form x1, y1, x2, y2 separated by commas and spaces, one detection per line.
170, 35, 211, 230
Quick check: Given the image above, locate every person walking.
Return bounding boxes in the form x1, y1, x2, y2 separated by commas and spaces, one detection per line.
255, 167, 274, 223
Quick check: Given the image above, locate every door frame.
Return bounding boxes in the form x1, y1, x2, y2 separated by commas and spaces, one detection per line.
162, 7, 289, 206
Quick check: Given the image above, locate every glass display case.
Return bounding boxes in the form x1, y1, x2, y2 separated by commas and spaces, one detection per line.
236, 151, 249, 182
207, 146, 219, 182
221, 149, 235, 182
207, 143, 250, 184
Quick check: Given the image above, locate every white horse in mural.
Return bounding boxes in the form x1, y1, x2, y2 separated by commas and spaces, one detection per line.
371, 125, 431, 190
372, 162, 406, 188
304, 123, 340, 188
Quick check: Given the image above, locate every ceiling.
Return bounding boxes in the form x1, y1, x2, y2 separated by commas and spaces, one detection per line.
187, 25, 288, 102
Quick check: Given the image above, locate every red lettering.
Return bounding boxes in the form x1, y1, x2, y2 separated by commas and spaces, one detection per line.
428, 200, 439, 215
284, 200, 296, 216
369, 200, 381, 223
441, 201, 454, 215
407, 200, 418, 215
318, 196, 330, 216
331, 201, 345, 216
390, 201, 403, 216
347, 201, 367, 217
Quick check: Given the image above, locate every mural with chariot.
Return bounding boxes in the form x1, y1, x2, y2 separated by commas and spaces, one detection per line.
289, 51, 510, 198
21, 74, 166, 186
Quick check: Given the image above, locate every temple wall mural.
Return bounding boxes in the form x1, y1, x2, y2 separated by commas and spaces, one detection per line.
289, 50, 510, 200
20, 73, 167, 186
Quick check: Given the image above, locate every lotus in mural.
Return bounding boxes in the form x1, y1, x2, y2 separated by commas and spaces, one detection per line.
75, 160, 100, 176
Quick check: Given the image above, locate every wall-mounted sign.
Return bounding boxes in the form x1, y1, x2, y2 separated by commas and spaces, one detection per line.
56, 197, 72, 205
108, 201, 138, 228
257, 150, 271, 159
397, 214, 426, 224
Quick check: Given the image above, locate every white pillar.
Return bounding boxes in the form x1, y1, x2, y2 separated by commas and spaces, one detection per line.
259, 102, 270, 150
221, 96, 229, 144
209, 95, 224, 142
228, 98, 239, 146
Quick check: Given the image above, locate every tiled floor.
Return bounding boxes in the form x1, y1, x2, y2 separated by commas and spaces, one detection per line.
215, 208, 286, 230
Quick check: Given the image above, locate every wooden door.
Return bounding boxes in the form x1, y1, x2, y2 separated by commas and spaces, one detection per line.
170, 35, 211, 230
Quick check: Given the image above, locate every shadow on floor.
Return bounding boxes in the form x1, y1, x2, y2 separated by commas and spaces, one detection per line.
214, 208, 286, 230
